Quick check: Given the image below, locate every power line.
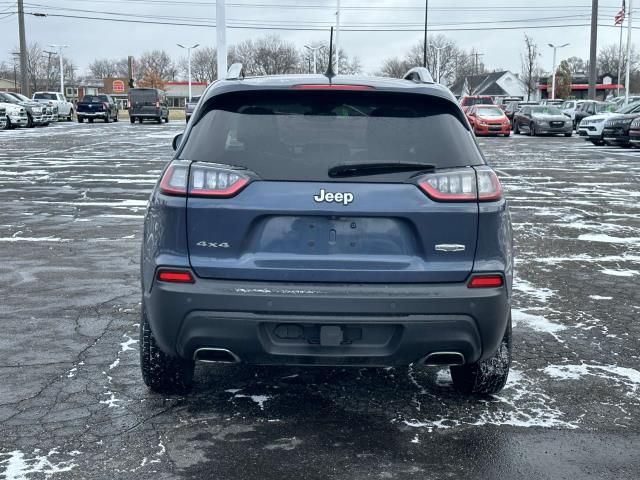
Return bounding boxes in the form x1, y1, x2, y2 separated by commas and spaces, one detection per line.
28, 12, 634, 32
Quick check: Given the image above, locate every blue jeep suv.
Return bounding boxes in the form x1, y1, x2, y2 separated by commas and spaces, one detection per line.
140, 71, 513, 395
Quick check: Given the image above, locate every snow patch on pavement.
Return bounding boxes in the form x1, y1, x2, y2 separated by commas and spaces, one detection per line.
600, 268, 639, 277
543, 364, 640, 396
513, 277, 555, 303
0, 449, 78, 479
512, 309, 566, 338
578, 233, 640, 244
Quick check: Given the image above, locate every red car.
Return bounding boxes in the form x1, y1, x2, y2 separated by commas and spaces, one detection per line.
459, 95, 495, 113
466, 105, 511, 137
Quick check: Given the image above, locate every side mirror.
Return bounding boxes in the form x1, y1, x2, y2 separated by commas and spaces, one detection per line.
172, 133, 183, 151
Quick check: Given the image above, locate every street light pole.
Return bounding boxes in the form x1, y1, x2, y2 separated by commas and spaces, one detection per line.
625, 0, 634, 105
304, 45, 324, 74
548, 43, 569, 100
178, 43, 200, 101
216, 0, 227, 79
429, 44, 446, 83
48, 45, 69, 95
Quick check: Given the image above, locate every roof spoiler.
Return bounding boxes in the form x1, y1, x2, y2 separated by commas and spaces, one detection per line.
226, 63, 245, 80
403, 67, 434, 84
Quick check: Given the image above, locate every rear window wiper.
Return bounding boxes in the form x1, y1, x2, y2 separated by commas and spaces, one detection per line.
328, 162, 436, 178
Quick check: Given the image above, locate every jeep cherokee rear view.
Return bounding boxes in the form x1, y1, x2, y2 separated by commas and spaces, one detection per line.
140, 74, 513, 395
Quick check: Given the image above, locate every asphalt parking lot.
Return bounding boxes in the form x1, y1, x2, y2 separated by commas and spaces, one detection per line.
1, 122, 639, 479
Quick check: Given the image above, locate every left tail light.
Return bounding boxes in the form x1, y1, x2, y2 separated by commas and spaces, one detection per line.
159, 161, 250, 198
417, 167, 503, 202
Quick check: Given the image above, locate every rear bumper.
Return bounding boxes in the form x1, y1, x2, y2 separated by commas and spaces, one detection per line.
144, 276, 511, 367
78, 111, 108, 118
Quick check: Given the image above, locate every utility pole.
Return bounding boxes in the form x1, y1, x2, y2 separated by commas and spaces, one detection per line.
423, 0, 428, 68
625, 0, 634, 104
17, 0, 29, 96
548, 43, 569, 100
43, 50, 57, 91
473, 52, 484, 77
49, 45, 68, 94
335, 0, 341, 74
588, 0, 598, 100
216, 0, 227, 79
177, 44, 199, 101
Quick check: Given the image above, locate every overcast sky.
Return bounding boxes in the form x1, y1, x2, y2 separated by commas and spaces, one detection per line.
0, 0, 632, 77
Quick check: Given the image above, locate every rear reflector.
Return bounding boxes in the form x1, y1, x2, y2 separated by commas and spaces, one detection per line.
291, 84, 375, 91
157, 270, 195, 283
468, 275, 504, 288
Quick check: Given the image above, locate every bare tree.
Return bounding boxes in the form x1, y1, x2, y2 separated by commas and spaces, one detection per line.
137, 50, 176, 88
377, 57, 410, 78
521, 34, 540, 101
180, 46, 217, 82
565, 56, 588, 75
298, 42, 362, 75
230, 35, 298, 76
597, 43, 639, 79
403, 35, 464, 86
88, 57, 129, 79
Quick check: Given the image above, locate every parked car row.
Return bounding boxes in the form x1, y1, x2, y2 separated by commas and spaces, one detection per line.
0, 88, 175, 130
0, 91, 58, 130
578, 101, 640, 147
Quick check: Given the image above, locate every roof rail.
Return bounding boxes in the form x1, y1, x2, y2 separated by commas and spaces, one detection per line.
403, 67, 434, 84
226, 63, 245, 80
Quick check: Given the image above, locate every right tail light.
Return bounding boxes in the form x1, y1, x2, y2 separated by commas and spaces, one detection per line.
159, 161, 250, 198
417, 167, 502, 202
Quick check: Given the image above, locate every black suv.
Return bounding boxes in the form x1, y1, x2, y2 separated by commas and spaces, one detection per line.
140, 69, 513, 395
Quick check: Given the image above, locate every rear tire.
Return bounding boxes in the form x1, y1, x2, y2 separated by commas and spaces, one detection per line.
2, 117, 10, 130
68, 109, 74, 121
564, 132, 572, 137
139, 117, 144, 124
140, 304, 194, 393
104, 113, 110, 123
26, 113, 34, 128
130, 116, 136, 124
514, 122, 520, 135
529, 123, 536, 136
114, 112, 119, 122
164, 116, 169, 123
77, 116, 84, 123
156, 116, 162, 124
451, 314, 512, 395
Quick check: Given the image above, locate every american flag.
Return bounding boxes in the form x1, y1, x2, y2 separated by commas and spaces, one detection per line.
615, 0, 626, 26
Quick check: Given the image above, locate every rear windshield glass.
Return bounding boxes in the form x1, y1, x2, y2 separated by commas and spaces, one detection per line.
179, 91, 483, 181
462, 97, 494, 106
130, 89, 158, 102
476, 106, 503, 116
34, 93, 57, 100
531, 106, 563, 115
82, 95, 109, 103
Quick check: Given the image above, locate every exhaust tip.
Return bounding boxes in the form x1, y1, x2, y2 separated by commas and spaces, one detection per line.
420, 352, 465, 367
194, 348, 241, 364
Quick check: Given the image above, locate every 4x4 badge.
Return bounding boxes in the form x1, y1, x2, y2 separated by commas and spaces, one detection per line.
313, 189, 354, 206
